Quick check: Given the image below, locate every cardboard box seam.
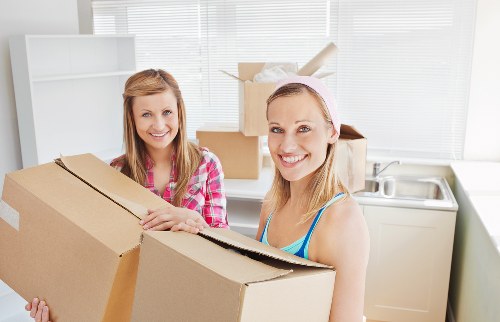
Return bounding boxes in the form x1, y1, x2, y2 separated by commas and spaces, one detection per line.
55, 159, 142, 221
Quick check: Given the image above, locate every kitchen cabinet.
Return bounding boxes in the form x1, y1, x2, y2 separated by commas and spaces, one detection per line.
9, 35, 136, 167
363, 205, 457, 322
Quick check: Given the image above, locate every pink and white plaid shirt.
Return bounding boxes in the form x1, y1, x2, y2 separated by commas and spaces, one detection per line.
111, 147, 228, 228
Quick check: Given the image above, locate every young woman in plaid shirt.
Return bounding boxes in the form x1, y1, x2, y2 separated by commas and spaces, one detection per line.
25, 69, 228, 321
110, 68, 228, 232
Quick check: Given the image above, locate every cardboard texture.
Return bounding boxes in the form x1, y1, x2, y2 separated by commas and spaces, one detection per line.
132, 228, 335, 322
197, 124, 262, 179
335, 124, 367, 193
0, 153, 168, 322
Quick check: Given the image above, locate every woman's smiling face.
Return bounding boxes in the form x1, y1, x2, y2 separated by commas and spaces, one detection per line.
132, 91, 179, 154
267, 90, 336, 183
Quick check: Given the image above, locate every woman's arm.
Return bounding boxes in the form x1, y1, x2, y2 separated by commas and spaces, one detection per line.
200, 152, 228, 228
315, 197, 370, 322
140, 151, 228, 230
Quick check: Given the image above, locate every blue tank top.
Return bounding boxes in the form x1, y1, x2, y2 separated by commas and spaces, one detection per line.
259, 192, 345, 260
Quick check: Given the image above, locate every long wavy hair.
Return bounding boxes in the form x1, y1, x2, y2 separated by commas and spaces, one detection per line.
121, 69, 202, 206
266, 83, 348, 223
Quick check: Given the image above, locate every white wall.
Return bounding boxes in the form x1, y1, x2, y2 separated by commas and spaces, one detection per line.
0, 0, 79, 195
463, 0, 500, 161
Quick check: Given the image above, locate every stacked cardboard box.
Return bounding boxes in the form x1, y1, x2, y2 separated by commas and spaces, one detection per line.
197, 124, 262, 179
201, 43, 339, 180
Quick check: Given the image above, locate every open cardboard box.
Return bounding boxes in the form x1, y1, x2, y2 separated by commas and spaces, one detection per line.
0, 154, 168, 321
336, 124, 367, 193
223, 43, 337, 136
132, 228, 335, 322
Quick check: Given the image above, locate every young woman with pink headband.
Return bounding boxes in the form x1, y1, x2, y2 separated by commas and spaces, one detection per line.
256, 76, 369, 322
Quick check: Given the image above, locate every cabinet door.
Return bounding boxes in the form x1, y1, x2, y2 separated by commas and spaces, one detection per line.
363, 206, 456, 322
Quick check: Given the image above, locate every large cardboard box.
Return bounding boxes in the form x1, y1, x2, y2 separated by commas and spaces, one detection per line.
197, 124, 262, 179
0, 154, 168, 322
132, 228, 336, 322
335, 124, 367, 193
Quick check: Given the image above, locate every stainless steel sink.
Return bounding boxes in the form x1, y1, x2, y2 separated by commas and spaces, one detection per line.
382, 177, 446, 200
354, 175, 458, 211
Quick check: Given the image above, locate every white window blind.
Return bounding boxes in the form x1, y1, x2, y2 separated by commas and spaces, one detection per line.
92, 0, 475, 160
335, 0, 475, 160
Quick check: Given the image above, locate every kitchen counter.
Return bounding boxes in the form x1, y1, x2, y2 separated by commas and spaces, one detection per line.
451, 161, 500, 253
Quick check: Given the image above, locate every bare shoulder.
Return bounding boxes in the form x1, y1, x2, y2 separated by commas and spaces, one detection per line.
255, 191, 273, 240
313, 195, 369, 268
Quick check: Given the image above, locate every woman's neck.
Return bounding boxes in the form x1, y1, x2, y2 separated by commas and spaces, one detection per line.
146, 145, 174, 167
288, 173, 314, 210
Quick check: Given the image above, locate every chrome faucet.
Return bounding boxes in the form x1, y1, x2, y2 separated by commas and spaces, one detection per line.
373, 160, 401, 177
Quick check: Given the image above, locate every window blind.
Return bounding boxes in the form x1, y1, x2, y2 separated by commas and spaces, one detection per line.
92, 0, 475, 160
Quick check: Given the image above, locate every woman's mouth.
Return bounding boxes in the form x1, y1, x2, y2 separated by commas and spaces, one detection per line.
279, 154, 307, 166
149, 132, 168, 139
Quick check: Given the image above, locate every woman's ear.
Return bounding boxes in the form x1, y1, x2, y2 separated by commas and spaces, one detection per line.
327, 126, 338, 144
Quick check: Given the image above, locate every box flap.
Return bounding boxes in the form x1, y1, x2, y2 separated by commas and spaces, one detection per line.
340, 124, 365, 140
56, 154, 168, 220
200, 228, 332, 269
238, 62, 267, 81
144, 231, 293, 284
219, 70, 244, 81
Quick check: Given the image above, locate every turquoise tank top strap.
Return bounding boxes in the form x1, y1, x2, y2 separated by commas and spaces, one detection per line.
259, 212, 274, 244
297, 192, 345, 259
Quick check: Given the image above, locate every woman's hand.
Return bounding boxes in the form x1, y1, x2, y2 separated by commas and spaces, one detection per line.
25, 298, 51, 322
171, 218, 206, 234
139, 205, 209, 231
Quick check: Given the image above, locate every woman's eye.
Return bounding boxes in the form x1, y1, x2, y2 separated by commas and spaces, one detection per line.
270, 127, 283, 133
142, 112, 151, 117
163, 110, 172, 116
298, 126, 311, 133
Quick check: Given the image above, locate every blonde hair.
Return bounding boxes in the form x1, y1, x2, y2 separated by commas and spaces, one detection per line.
121, 69, 202, 206
266, 83, 348, 223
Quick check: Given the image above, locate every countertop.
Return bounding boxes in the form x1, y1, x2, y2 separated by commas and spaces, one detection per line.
451, 161, 500, 253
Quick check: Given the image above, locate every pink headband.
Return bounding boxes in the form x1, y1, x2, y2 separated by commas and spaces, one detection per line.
274, 76, 341, 140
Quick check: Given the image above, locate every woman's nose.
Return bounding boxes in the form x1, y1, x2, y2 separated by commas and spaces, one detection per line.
281, 134, 298, 152
152, 115, 164, 130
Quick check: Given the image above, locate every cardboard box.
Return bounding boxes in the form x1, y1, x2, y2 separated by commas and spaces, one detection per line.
236, 62, 277, 136
335, 124, 367, 193
223, 43, 338, 136
197, 124, 262, 179
0, 154, 168, 322
132, 228, 336, 322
